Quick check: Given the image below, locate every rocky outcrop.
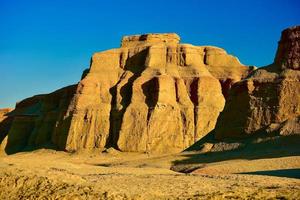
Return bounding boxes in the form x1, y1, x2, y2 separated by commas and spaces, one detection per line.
3, 85, 77, 154
215, 26, 300, 139
1, 33, 251, 154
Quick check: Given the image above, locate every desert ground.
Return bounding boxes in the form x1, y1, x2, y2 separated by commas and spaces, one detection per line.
0, 147, 299, 200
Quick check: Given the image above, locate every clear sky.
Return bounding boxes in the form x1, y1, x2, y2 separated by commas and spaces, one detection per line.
0, 0, 299, 108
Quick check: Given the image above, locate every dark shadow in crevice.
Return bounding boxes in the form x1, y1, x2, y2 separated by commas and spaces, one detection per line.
219, 79, 234, 99
142, 78, 159, 122
189, 78, 199, 106
187, 78, 199, 141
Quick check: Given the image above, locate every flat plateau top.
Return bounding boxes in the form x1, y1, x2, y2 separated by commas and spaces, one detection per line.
121, 33, 180, 47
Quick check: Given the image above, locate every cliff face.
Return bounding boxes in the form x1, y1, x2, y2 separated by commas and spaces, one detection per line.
215, 26, 300, 139
1, 33, 251, 154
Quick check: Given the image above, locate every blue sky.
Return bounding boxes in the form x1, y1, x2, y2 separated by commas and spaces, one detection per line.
0, 0, 299, 108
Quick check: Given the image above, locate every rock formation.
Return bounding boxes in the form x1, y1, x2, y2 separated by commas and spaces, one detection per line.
2, 26, 299, 154
3, 85, 77, 154
215, 26, 300, 139
59, 33, 242, 153
0, 33, 251, 154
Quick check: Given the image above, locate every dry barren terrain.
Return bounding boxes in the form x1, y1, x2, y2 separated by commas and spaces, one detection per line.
0, 149, 299, 200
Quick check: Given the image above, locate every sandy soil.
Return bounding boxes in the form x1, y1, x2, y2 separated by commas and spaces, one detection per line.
0, 149, 300, 200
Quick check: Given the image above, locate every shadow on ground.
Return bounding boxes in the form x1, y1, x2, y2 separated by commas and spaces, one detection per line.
238, 168, 300, 179
172, 131, 300, 167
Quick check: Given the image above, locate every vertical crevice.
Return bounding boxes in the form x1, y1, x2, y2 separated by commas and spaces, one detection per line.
142, 78, 159, 122
175, 79, 179, 103
189, 78, 199, 141
203, 48, 208, 65
142, 77, 159, 152
166, 47, 169, 63
175, 79, 186, 145
119, 52, 123, 68
106, 84, 118, 149
190, 78, 199, 106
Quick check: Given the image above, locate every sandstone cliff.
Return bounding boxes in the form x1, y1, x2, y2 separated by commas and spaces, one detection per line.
61, 33, 247, 153
1, 33, 250, 154
215, 26, 300, 139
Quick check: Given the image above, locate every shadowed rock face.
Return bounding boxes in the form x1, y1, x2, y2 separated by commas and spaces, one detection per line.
0, 85, 77, 154
215, 26, 300, 139
1, 33, 251, 154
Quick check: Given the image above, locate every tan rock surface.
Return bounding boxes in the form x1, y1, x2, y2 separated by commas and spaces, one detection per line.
121, 33, 180, 47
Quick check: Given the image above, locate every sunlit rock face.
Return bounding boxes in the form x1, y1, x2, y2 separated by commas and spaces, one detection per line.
215, 26, 300, 139
2, 33, 251, 154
